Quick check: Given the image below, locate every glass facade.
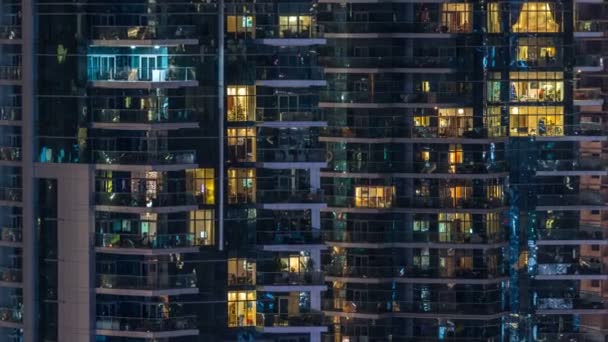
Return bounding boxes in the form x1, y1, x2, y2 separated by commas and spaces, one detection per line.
0, 0, 606, 341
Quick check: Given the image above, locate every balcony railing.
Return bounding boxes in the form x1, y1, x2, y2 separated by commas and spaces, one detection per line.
537, 296, 605, 310
574, 88, 603, 101
537, 227, 604, 240
258, 189, 324, 204
95, 192, 196, 208
536, 194, 607, 207
323, 299, 504, 315
0, 147, 20, 162
93, 150, 195, 165
255, 25, 320, 39
97, 274, 197, 290
0, 227, 21, 243
575, 55, 604, 69
91, 25, 198, 41
322, 230, 507, 245
256, 66, 324, 81
537, 261, 603, 275
326, 195, 505, 210
96, 232, 197, 249
0, 188, 21, 202
92, 108, 194, 124
319, 56, 462, 69
256, 271, 323, 285
576, 21, 608, 33
96, 315, 196, 332
88, 66, 196, 83
537, 159, 606, 172
256, 312, 323, 327
256, 108, 324, 123
0, 26, 20, 40
0, 307, 22, 323
324, 265, 505, 279
322, 126, 507, 139
257, 148, 326, 163
0, 66, 20, 81
319, 91, 470, 104
257, 229, 322, 245
326, 160, 508, 174
318, 21, 472, 34
0, 266, 21, 283
0, 106, 20, 121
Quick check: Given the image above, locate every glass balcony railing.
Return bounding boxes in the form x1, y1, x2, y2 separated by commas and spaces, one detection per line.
537, 226, 604, 240
575, 21, 608, 33
0, 307, 22, 323
0, 147, 20, 162
257, 189, 324, 204
536, 194, 607, 207
95, 192, 196, 208
255, 25, 320, 39
537, 159, 606, 172
318, 21, 472, 34
92, 108, 194, 124
96, 232, 197, 249
322, 299, 504, 315
0, 266, 21, 283
97, 274, 197, 290
0, 26, 20, 40
537, 260, 603, 276
256, 229, 322, 245
88, 66, 196, 83
319, 91, 470, 104
537, 296, 605, 310
324, 265, 505, 279
256, 271, 323, 285
256, 66, 324, 81
96, 316, 196, 332
0, 188, 21, 202
326, 160, 508, 174
325, 195, 505, 210
574, 88, 603, 101
0, 227, 21, 243
257, 148, 326, 163
0, 106, 20, 121
93, 150, 195, 165
256, 108, 324, 123
91, 25, 197, 41
256, 312, 323, 327
0, 66, 20, 81
322, 126, 508, 139
319, 56, 462, 69
322, 230, 507, 245
575, 55, 604, 68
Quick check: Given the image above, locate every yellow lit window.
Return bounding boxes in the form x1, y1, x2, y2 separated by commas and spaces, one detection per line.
355, 186, 395, 208
487, 3, 501, 33
510, 71, 563, 103
186, 168, 215, 204
414, 116, 430, 127
189, 209, 215, 246
439, 108, 473, 137
227, 127, 256, 162
485, 106, 504, 137
512, 2, 560, 33
439, 213, 472, 242
441, 3, 472, 33
484, 213, 501, 238
509, 106, 564, 136
445, 184, 473, 207
227, 291, 256, 327
228, 258, 256, 286
227, 86, 255, 121
227, 168, 256, 204
279, 15, 312, 37
227, 16, 255, 37
421, 81, 431, 93
448, 144, 464, 173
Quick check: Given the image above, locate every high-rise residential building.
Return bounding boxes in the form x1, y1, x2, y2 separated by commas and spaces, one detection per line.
0, 0, 606, 342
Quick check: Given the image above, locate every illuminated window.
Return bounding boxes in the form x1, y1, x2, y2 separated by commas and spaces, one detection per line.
228, 258, 256, 286
186, 168, 215, 204
486, 184, 503, 201
413, 220, 430, 232
484, 213, 501, 238
516, 37, 558, 67
277, 254, 311, 273
355, 186, 395, 208
227, 16, 255, 37
439, 213, 472, 242
445, 184, 473, 207
279, 16, 312, 38
227, 127, 256, 162
227, 86, 255, 121
509, 106, 564, 136
448, 144, 464, 173
441, 3, 472, 33
421, 81, 431, 93
512, 2, 560, 33
227, 168, 256, 204
510, 72, 563, 103
189, 209, 215, 246
227, 291, 256, 327
485, 106, 504, 137
439, 108, 473, 137
487, 3, 501, 33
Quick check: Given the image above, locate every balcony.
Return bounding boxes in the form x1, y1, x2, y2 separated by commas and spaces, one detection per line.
575, 55, 604, 73
0, 26, 20, 42
0, 106, 20, 124
319, 21, 472, 35
321, 126, 507, 141
0, 306, 22, 328
537, 295, 607, 314
536, 158, 607, 176
325, 160, 507, 176
256, 312, 326, 334
536, 194, 607, 211
256, 25, 321, 40
0, 227, 21, 246
91, 108, 198, 130
95, 192, 197, 214
319, 91, 470, 107
90, 25, 199, 46
536, 260, 605, 279
323, 299, 504, 318
257, 148, 326, 167
93, 150, 196, 171
323, 230, 507, 247
326, 195, 505, 212
256, 109, 326, 128
96, 232, 199, 254
0, 188, 21, 205
575, 21, 608, 38
320, 56, 462, 70
255, 66, 326, 87
537, 226, 605, 244
0, 266, 21, 286
574, 88, 604, 106
0, 66, 20, 84
96, 315, 198, 339
96, 274, 197, 296
324, 265, 506, 283
88, 66, 198, 89
0, 146, 20, 163
256, 271, 324, 287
